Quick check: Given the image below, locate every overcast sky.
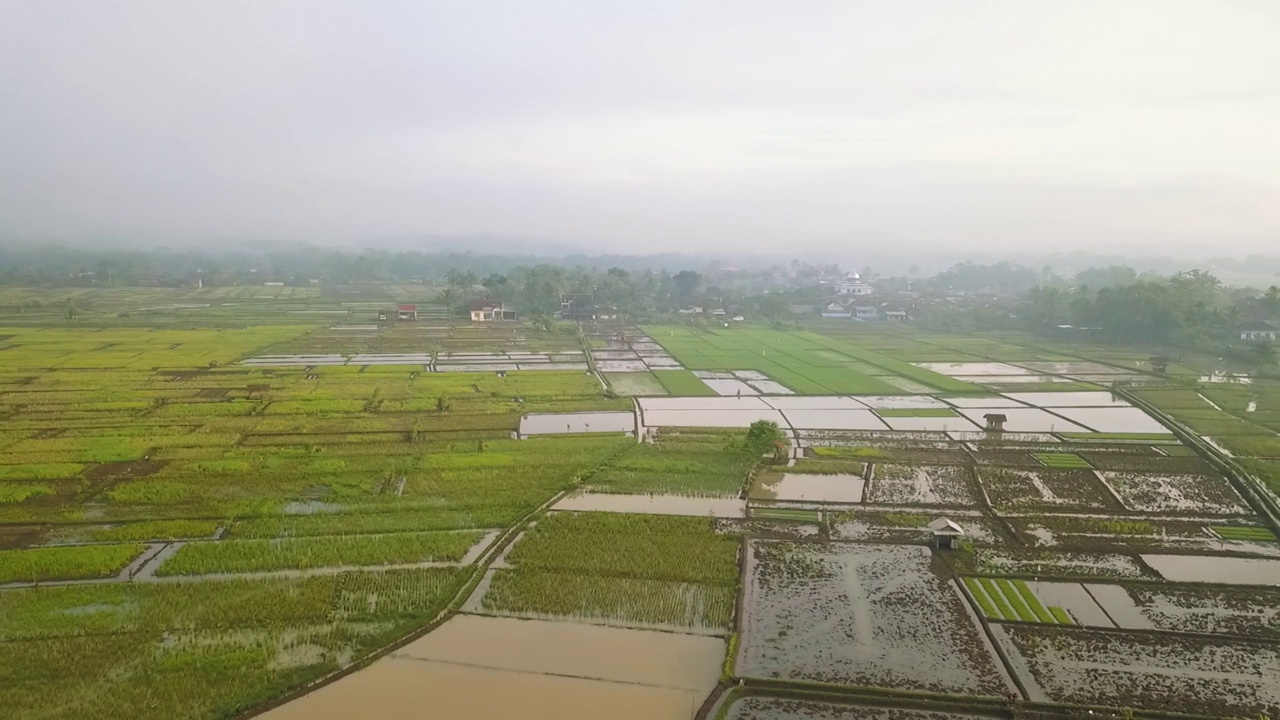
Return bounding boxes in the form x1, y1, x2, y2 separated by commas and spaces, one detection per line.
1, 1, 1277, 256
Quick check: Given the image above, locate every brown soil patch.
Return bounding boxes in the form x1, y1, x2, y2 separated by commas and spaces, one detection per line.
84, 460, 167, 481
197, 388, 229, 399
0, 525, 45, 550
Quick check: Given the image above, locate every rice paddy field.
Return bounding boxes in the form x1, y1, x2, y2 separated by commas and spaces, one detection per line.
4, 290, 1280, 720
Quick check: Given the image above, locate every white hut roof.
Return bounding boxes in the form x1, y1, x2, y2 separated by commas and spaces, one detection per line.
928, 517, 965, 535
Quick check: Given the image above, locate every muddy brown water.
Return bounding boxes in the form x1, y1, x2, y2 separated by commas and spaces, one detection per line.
752, 473, 865, 503
83, 460, 166, 481
258, 615, 722, 720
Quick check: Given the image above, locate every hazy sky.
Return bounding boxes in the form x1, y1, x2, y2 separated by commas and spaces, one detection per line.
2, 1, 1278, 255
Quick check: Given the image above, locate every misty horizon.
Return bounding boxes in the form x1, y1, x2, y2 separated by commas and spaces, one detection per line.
2, 1, 1277, 255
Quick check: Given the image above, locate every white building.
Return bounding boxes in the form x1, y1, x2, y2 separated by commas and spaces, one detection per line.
835, 271, 873, 296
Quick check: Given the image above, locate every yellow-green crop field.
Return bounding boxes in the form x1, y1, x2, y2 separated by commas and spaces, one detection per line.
0, 315, 647, 720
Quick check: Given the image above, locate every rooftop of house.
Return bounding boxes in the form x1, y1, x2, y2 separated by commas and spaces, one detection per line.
469, 298, 501, 312
928, 517, 965, 535
1238, 320, 1280, 331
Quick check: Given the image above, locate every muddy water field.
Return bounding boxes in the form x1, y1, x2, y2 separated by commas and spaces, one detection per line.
1101, 471, 1251, 515
864, 463, 978, 506
738, 541, 1014, 697
994, 624, 1280, 717
724, 697, 998, 719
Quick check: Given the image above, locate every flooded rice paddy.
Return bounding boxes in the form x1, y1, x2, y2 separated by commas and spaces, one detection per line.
993, 624, 1280, 717
259, 615, 723, 720
751, 473, 866, 503
519, 411, 635, 436
878, 415, 980, 432
1003, 391, 1132, 407
1142, 554, 1280, 585
739, 542, 1015, 697
633, 393, 1169, 436
551, 492, 746, 518
724, 697, 996, 719
1049, 406, 1171, 434
694, 371, 796, 395
970, 549, 1152, 579
1102, 472, 1250, 514
916, 362, 1033, 376
865, 464, 977, 505
942, 396, 1029, 408
782, 409, 888, 430
956, 408, 1089, 433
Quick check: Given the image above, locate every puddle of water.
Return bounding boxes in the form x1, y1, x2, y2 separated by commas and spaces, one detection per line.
552, 493, 746, 518
57, 602, 135, 617
754, 473, 865, 503
519, 412, 635, 436
1142, 554, 1280, 585
1200, 436, 1234, 456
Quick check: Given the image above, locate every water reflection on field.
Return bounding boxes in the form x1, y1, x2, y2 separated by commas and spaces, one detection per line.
259, 615, 723, 720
